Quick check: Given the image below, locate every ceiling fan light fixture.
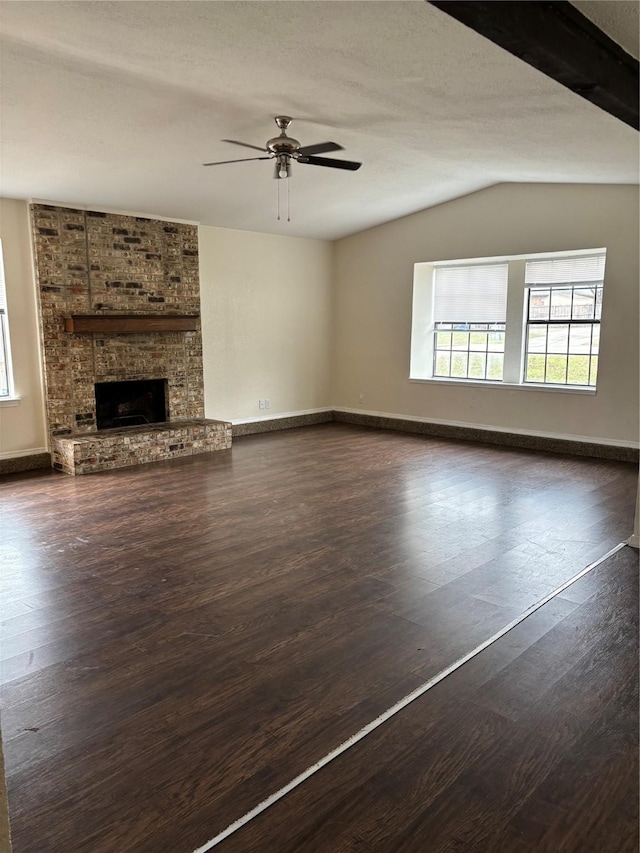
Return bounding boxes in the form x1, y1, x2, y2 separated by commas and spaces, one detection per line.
276, 155, 290, 179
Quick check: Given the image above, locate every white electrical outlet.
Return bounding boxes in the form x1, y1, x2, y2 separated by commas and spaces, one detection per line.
259, 399, 265, 410
359, 394, 365, 405
265, 399, 271, 409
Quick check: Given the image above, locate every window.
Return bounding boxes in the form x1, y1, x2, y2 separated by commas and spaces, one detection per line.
410, 248, 606, 390
0, 241, 14, 398
434, 323, 506, 381
523, 255, 604, 387
432, 263, 507, 381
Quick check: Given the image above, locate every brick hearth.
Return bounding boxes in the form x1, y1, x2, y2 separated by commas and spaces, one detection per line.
52, 418, 231, 475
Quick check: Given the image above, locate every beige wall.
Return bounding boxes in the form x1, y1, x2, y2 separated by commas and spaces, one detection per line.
199, 225, 333, 422
333, 183, 640, 445
0, 198, 47, 456
2, 185, 638, 457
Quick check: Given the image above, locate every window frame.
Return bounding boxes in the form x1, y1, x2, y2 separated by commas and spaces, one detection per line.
523, 282, 603, 387
409, 248, 606, 393
432, 321, 507, 382
0, 240, 16, 400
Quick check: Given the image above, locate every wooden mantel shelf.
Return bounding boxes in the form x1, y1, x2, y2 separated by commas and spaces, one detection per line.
63, 314, 199, 333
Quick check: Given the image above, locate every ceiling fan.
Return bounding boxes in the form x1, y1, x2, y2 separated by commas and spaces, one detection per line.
203, 116, 362, 179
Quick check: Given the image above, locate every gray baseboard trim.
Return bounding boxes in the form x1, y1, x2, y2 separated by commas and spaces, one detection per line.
6, 416, 632, 469
332, 410, 639, 462
233, 410, 334, 437
0, 452, 51, 475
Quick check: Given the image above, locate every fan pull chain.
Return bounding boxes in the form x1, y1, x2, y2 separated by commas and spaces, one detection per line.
287, 177, 290, 223
277, 179, 281, 221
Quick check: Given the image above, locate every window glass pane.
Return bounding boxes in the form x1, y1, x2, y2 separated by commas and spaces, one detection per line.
550, 288, 572, 320
568, 324, 593, 354
547, 324, 569, 354
487, 353, 504, 380
451, 352, 468, 377
546, 354, 568, 384
529, 289, 550, 320
469, 353, 486, 378
527, 325, 548, 353
572, 288, 595, 320
469, 331, 487, 352
591, 325, 600, 355
451, 331, 468, 351
526, 354, 545, 382
434, 351, 451, 377
436, 330, 452, 349
589, 355, 599, 385
487, 330, 504, 353
0, 318, 8, 396
595, 287, 603, 320
567, 355, 590, 385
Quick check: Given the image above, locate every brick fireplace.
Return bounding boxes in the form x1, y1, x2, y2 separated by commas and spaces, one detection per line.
31, 204, 231, 474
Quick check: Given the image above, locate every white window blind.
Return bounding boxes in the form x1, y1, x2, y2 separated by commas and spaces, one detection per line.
0, 241, 6, 314
433, 263, 508, 323
525, 253, 606, 286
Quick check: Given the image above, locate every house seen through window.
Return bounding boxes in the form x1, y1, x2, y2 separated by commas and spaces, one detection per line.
410, 248, 606, 389
523, 254, 604, 387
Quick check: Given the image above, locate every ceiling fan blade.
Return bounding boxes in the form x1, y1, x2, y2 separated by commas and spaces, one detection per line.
203, 156, 271, 166
221, 139, 268, 153
298, 155, 362, 171
296, 141, 344, 157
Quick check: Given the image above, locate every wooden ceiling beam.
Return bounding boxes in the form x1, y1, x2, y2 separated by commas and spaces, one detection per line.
428, 1, 639, 130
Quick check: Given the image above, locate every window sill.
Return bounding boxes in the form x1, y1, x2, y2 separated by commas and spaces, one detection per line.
409, 378, 597, 395
0, 396, 21, 407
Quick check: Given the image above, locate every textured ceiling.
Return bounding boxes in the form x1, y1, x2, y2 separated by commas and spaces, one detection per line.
0, 1, 638, 240
573, 0, 639, 58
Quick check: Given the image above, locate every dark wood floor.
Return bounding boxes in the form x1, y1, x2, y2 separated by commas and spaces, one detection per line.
0, 424, 637, 853
222, 545, 639, 853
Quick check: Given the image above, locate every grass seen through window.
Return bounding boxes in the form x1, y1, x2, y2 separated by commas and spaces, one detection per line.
524, 286, 601, 386
434, 323, 505, 381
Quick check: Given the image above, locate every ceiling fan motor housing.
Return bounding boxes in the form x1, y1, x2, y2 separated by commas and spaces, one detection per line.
266, 136, 301, 156
267, 115, 301, 158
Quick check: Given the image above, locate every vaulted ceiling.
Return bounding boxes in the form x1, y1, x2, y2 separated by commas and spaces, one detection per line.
0, 1, 638, 239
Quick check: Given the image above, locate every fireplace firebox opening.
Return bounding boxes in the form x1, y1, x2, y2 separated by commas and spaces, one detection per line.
95, 379, 168, 430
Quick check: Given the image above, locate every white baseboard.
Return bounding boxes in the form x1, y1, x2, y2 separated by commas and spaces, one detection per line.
626, 534, 640, 549
231, 407, 333, 426
0, 446, 48, 460
334, 407, 639, 450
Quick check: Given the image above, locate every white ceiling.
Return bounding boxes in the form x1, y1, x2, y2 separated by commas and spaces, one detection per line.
573, 0, 639, 58
0, 1, 638, 240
